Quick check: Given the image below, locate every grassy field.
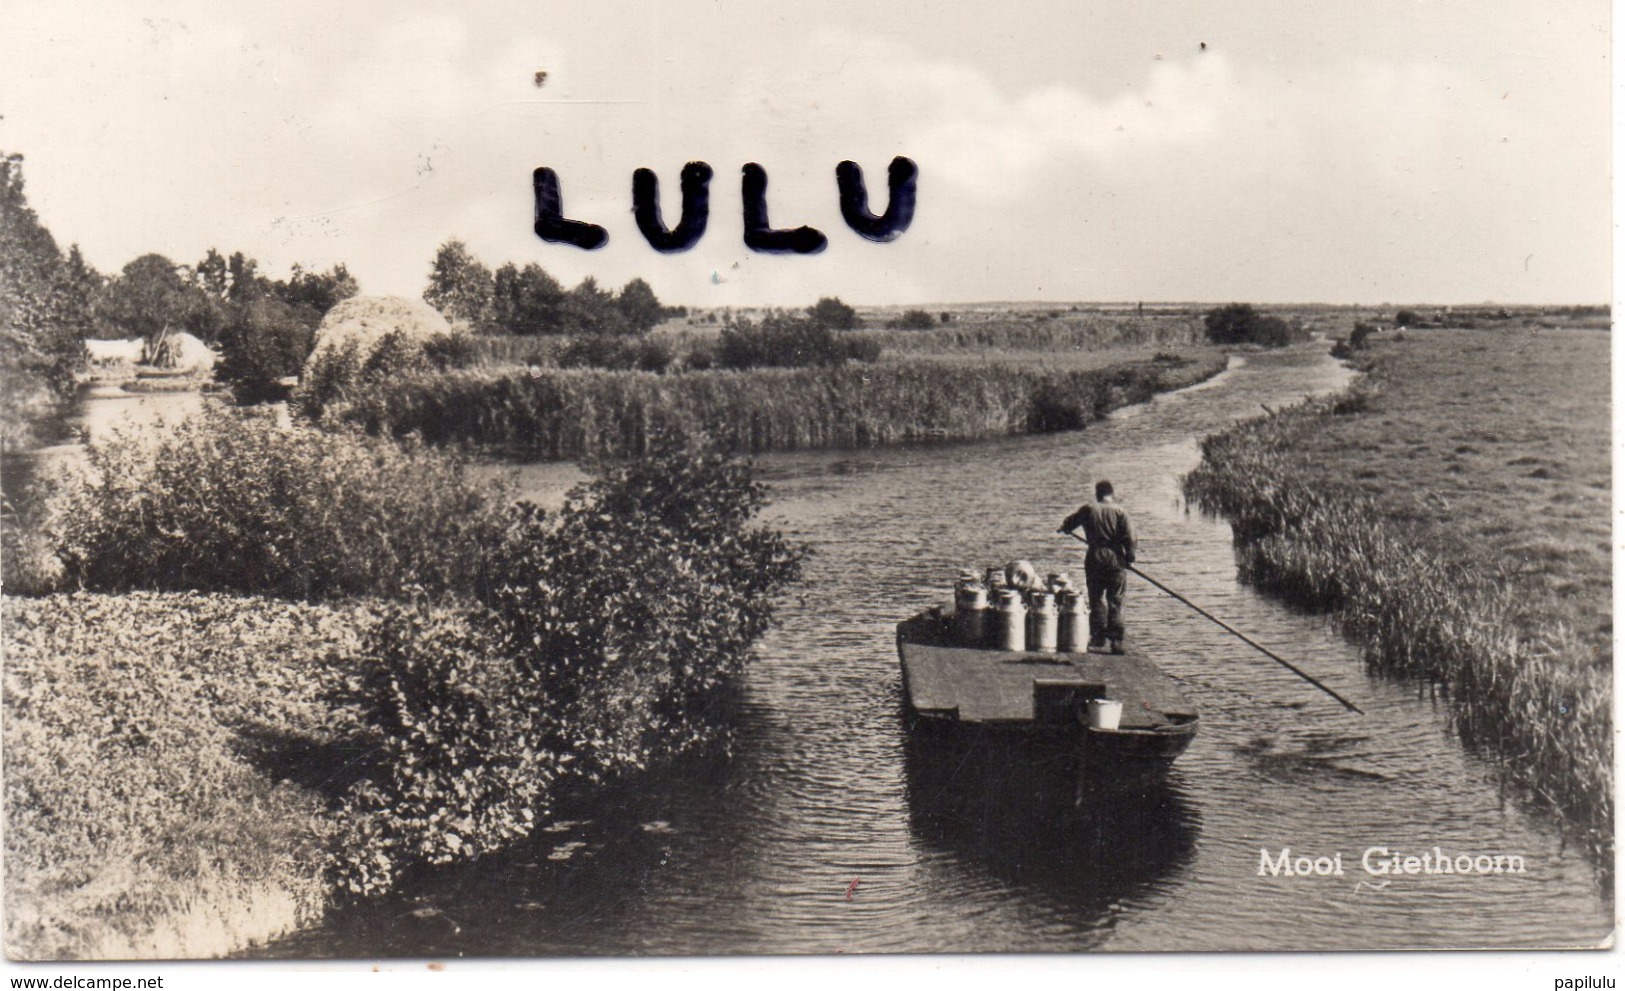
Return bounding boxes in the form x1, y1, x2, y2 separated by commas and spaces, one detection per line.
1184, 324, 1611, 857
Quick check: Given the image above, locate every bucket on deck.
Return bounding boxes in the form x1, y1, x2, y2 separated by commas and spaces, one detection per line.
1087, 699, 1124, 731
995, 588, 1026, 652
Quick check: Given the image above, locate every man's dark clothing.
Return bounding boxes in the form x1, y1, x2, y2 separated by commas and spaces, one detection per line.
1084, 566, 1128, 644
1060, 501, 1136, 646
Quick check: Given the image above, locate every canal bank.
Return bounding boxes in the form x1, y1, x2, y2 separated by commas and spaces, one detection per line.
1183, 327, 1612, 861
258, 340, 1609, 956
5, 340, 1610, 958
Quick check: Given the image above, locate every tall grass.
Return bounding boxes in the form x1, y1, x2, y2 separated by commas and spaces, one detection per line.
322, 354, 1226, 461
868, 312, 1206, 353
468, 334, 564, 367
1184, 389, 1611, 861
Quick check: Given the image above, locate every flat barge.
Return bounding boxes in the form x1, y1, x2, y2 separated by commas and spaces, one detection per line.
896, 607, 1199, 764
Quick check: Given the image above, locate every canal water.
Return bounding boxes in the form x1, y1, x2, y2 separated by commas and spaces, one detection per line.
0, 384, 205, 510
254, 343, 1611, 956
13, 350, 1610, 955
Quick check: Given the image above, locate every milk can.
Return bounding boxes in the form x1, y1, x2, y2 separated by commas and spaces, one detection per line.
995, 588, 1027, 652
954, 580, 989, 645
1057, 588, 1088, 652
1027, 590, 1058, 652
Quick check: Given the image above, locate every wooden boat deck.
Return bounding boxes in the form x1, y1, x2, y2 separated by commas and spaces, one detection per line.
898, 612, 1195, 729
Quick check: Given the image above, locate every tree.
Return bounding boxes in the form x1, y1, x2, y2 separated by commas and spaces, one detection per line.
193, 248, 231, 300
0, 151, 89, 422
807, 296, 859, 330
214, 297, 319, 403
97, 253, 219, 344
279, 262, 359, 316
423, 240, 494, 330
58, 246, 103, 342
491, 262, 565, 335
615, 277, 663, 333
560, 276, 629, 336
227, 251, 264, 302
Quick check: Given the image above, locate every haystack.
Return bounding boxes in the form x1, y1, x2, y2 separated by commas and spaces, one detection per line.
305, 296, 451, 368
160, 331, 218, 373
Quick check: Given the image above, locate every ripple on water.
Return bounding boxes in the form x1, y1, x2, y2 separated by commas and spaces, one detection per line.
259, 345, 1609, 958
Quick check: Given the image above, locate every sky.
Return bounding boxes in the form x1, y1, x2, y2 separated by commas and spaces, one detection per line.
0, 0, 1611, 308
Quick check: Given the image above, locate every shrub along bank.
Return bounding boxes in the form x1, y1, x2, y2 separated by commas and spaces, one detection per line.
3, 593, 364, 959
317, 353, 1228, 460
21, 406, 507, 600
6, 415, 805, 956
1183, 328, 1611, 860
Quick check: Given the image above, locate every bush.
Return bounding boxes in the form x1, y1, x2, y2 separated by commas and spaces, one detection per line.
717, 315, 881, 369
1394, 309, 1421, 328
4, 592, 358, 958
214, 298, 319, 403
480, 437, 806, 777
807, 296, 859, 330
421, 331, 478, 371
323, 600, 550, 895
683, 341, 716, 371
886, 309, 936, 330
1202, 303, 1310, 347
328, 438, 805, 890
29, 410, 509, 601
632, 337, 676, 373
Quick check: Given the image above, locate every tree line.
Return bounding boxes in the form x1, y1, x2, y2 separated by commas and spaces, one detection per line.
424, 239, 682, 337
1, 151, 362, 414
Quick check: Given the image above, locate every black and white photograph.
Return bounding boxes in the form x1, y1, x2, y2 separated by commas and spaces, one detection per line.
0, 0, 1613, 972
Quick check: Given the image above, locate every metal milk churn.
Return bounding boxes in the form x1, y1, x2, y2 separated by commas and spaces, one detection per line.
1027, 590, 1058, 652
996, 588, 1027, 652
1056, 588, 1087, 652
954, 578, 989, 645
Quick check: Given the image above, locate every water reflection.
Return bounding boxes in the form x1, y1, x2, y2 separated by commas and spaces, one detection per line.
902, 728, 1198, 943
260, 750, 750, 959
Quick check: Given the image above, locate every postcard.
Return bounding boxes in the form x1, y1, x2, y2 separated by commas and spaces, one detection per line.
0, 0, 1612, 973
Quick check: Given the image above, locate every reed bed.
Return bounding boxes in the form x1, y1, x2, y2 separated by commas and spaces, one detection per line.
326, 353, 1227, 461
463, 311, 1208, 373
1184, 330, 1611, 860
867, 312, 1206, 354
466, 334, 567, 367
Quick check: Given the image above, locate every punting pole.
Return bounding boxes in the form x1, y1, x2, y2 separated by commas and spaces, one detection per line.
1063, 532, 1364, 715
